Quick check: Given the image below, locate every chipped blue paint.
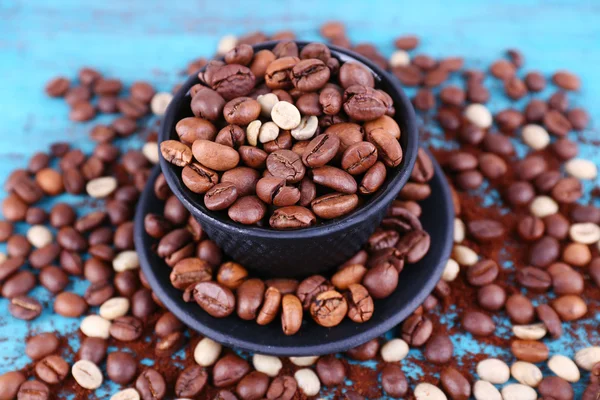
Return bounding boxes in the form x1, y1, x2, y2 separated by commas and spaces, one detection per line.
0, 0, 599, 398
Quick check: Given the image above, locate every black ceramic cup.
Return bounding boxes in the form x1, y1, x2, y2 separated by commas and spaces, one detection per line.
159, 41, 418, 278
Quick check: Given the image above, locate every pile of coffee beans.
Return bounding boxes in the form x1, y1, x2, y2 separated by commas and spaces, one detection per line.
160, 41, 405, 229
0, 20, 599, 400
148, 148, 432, 332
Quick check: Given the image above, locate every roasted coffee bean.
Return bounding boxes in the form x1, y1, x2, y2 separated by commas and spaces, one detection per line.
9, 295, 42, 320
0, 371, 26, 399
511, 339, 549, 363
462, 310, 495, 336
236, 278, 265, 321
228, 196, 267, 225
396, 229, 430, 263
191, 87, 226, 121
291, 59, 330, 91
213, 353, 250, 387
110, 316, 143, 341
78, 337, 108, 364
35, 355, 69, 384
346, 283, 374, 323
135, 368, 166, 400
2, 270, 36, 298
281, 294, 303, 335
239, 146, 268, 169
54, 292, 87, 317
176, 365, 208, 398
466, 259, 499, 286
516, 266, 551, 291
310, 290, 347, 327
17, 380, 50, 400
506, 294, 535, 324
401, 314, 433, 346
266, 375, 297, 400
223, 97, 261, 125
193, 281, 235, 317
26, 333, 60, 361
381, 364, 408, 398
517, 216, 545, 241
343, 85, 387, 121
84, 281, 115, 306
311, 193, 358, 219
192, 140, 240, 172
340, 141, 378, 175
424, 334, 453, 364
269, 206, 316, 230
107, 351, 137, 384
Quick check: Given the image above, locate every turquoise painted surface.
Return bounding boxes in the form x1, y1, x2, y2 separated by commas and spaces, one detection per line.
1, 0, 600, 398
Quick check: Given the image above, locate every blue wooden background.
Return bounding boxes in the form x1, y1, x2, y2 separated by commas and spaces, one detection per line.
1, 0, 600, 398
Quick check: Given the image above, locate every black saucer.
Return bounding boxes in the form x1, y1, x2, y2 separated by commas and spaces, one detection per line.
134, 154, 454, 356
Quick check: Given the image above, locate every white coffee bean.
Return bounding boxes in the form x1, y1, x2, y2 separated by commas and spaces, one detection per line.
86, 176, 117, 198
380, 338, 409, 362
389, 50, 410, 67
291, 116, 318, 141
565, 158, 597, 180
477, 358, 510, 384
574, 346, 600, 370
259, 121, 280, 143
569, 222, 600, 244
217, 34, 237, 54
113, 251, 140, 272
271, 101, 301, 130
473, 380, 502, 400
529, 196, 558, 218
464, 104, 492, 129
150, 92, 173, 116
500, 383, 536, 400
26, 225, 53, 248
111, 388, 140, 400
99, 297, 130, 320
72, 360, 103, 390
547, 354, 580, 382
294, 368, 320, 396
510, 361, 543, 387
521, 124, 550, 150
512, 323, 547, 340
414, 383, 447, 400
452, 245, 478, 266
194, 337, 222, 367
80, 315, 111, 339
454, 218, 465, 243
257, 93, 279, 117
246, 120, 262, 146
142, 142, 159, 164
252, 354, 282, 377
442, 259, 460, 282
289, 356, 319, 366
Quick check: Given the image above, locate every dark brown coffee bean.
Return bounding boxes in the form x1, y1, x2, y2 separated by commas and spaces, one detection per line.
266, 375, 297, 400
301, 134, 339, 168
339, 62, 375, 89
35, 355, 69, 384
175, 117, 217, 145
227, 196, 266, 225
17, 380, 50, 400
490, 59, 516, 80
0, 371, 26, 399
538, 376, 574, 400
291, 59, 330, 91
413, 88, 435, 111
552, 70, 580, 91
110, 316, 143, 341
467, 259, 499, 286
107, 351, 137, 384
424, 334, 453, 364
312, 166, 357, 194
358, 161, 386, 194
176, 365, 208, 398
319, 84, 343, 115
235, 371, 269, 400
516, 266, 551, 291
311, 193, 358, 219
483, 133, 514, 155
529, 236, 560, 267
7, 235, 31, 258
506, 293, 535, 324
362, 261, 399, 299
266, 150, 305, 183
0, 220, 13, 241
223, 97, 261, 126
440, 367, 471, 400
136, 368, 166, 400
235, 278, 265, 321
314, 355, 346, 386
524, 71, 546, 92
84, 280, 114, 306
215, 124, 246, 149
343, 85, 387, 121
380, 364, 408, 397
269, 206, 316, 230
549, 263, 584, 295
458, 124, 485, 145
45, 76, 70, 97
544, 109, 572, 136
340, 141, 378, 175
309, 290, 347, 327
2, 270, 36, 298
468, 219, 504, 242
478, 284, 506, 311
533, 304, 562, 339
401, 314, 433, 346
9, 295, 42, 320
535, 170, 561, 193
552, 177, 582, 203
77, 337, 107, 364
213, 353, 250, 387
511, 339, 549, 363
54, 292, 87, 317
462, 310, 495, 336
467, 83, 490, 103
517, 216, 545, 241
191, 87, 226, 121
504, 77, 527, 99
193, 281, 235, 318
26, 333, 60, 361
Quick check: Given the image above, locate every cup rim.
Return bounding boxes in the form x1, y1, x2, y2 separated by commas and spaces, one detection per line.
159, 40, 419, 240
